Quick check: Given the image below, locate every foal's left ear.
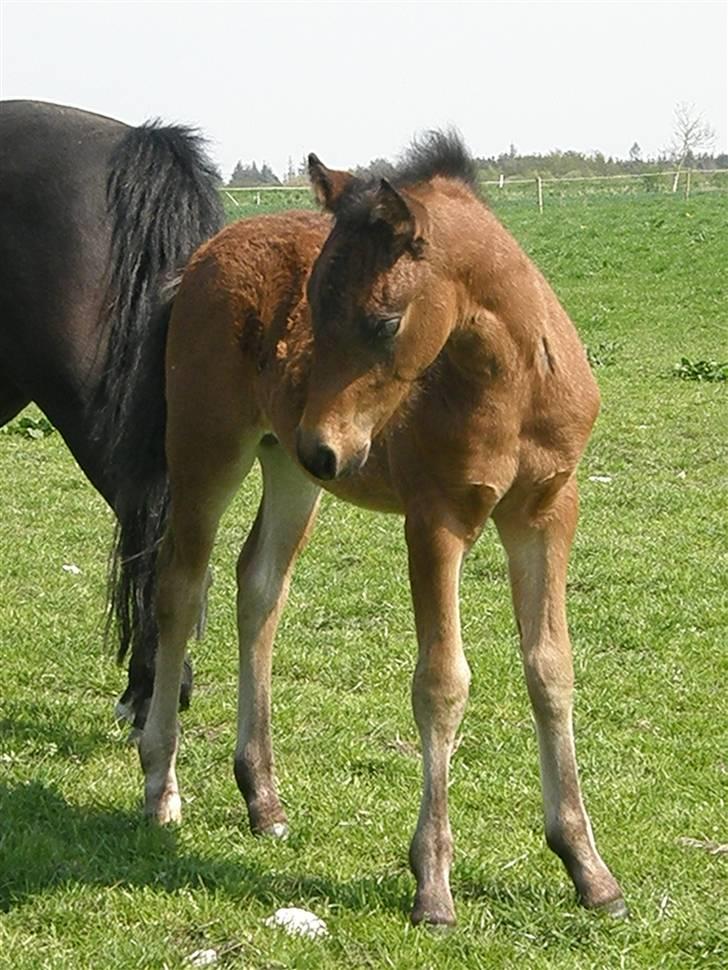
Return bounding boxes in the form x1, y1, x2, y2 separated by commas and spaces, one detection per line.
308, 154, 353, 212
370, 179, 428, 257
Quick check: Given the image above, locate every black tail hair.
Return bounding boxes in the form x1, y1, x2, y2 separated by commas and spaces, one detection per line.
91, 121, 224, 720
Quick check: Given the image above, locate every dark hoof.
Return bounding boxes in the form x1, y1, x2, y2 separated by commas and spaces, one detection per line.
411, 894, 456, 929
254, 821, 289, 840
422, 921, 456, 937
592, 895, 629, 920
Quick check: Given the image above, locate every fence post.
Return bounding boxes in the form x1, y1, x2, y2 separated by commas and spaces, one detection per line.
499, 173, 504, 189
536, 176, 544, 213
685, 169, 692, 199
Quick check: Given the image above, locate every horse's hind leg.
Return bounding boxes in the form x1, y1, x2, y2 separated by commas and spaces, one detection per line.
494, 478, 626, 916
0, 381, 30, 427
234, 437, 320, 837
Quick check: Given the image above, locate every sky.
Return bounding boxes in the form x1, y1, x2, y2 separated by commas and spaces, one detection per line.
1, 0, 726, 180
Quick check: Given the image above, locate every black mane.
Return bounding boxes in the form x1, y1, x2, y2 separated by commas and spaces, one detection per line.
333, 129, 477, 224
393, 129, 477, 189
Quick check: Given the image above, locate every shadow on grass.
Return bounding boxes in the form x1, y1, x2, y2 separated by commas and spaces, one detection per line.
0, 702, 110, 759
0, 780, 414, 918
0, 782, 591, 924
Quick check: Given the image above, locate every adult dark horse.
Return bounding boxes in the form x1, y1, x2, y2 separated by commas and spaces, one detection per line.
0, 100, 224, 722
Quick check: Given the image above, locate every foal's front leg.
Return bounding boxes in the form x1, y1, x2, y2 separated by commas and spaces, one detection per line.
405, 512, 470, 927
234, 441, 321, 837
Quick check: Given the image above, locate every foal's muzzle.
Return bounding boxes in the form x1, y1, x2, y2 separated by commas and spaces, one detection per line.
296, 428, 368, 481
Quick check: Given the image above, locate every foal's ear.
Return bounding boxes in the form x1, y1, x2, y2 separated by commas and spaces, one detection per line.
308, 154, 353, 211
370, 179, 427, 256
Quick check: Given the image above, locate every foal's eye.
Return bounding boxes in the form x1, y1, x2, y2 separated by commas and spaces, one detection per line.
372, 316, 401, 340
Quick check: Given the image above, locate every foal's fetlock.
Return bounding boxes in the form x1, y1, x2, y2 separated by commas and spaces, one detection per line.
409, 832, 456, 926
234, 757, 288, 838
139, 729, 181, 824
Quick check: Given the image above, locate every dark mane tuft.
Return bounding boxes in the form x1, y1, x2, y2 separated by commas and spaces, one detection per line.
393, 129, 477, 189
331, 129, 478, 225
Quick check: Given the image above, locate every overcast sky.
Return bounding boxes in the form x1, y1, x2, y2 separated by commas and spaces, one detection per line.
1, 1, 726, 179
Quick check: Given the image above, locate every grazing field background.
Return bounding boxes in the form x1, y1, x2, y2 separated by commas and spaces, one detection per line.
0, 191, 726, 969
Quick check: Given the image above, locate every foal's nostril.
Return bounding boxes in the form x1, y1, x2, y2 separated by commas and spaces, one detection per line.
296, 431, 339, 481
309, 443, 338, 481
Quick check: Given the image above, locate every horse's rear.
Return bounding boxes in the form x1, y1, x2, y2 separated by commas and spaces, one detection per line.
0, 102, 119, 452
0, 100, 223, 723
139, 133, 625, 926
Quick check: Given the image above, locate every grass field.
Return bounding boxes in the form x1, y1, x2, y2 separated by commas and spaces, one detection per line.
0, 191, 726, 969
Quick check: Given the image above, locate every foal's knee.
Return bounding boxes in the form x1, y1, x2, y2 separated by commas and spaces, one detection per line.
521, 640, 574, 718
236, 554, 283, 626
412, 647, 471, 729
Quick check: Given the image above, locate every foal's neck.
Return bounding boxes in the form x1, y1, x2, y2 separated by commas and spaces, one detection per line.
422, 189, 544, 381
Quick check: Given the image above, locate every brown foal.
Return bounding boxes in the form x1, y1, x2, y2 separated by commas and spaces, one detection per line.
138, 132, 626, 926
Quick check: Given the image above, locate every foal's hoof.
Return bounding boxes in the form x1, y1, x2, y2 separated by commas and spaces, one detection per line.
254, 821, 289, 840
421, 921, 456, 938
591, 895, 629, 920
145, 790, 182, 825
411, 893, 456, 930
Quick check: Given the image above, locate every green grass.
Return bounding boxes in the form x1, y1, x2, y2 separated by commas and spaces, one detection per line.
1, 193, 726, 968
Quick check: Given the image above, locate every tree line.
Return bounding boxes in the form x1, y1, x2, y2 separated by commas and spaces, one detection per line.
227, 147, 727, 187
227, 105, 724, 187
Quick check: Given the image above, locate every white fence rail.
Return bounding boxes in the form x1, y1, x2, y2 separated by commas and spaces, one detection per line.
221, 168, 728, 212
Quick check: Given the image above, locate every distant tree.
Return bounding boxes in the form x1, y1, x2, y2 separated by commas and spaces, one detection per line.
629, 142, 642, 163
228, 160, 280, 187
259, 162, 281, 185
668, 102, 715, 191
354, 157, 397, 179
228, 160, 247, 186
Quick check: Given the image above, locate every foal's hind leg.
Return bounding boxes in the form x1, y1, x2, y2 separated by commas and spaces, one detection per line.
140, 440, 257, 823
494, 479, 626, 916
234, 439, 320, 837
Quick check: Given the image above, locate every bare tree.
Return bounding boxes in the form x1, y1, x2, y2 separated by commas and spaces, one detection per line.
669, 102, 715, 192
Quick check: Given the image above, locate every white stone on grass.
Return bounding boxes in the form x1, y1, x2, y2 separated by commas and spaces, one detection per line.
264, 907, 328, 939
187, 949, 218, 967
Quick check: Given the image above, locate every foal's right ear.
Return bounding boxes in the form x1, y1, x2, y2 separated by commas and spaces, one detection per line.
308, 154, 353, 212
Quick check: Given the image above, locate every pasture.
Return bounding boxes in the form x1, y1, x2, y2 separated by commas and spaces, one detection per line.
0, 191, 726, 968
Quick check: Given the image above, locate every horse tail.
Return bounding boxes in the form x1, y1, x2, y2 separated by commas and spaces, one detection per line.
92, 121, 224, 725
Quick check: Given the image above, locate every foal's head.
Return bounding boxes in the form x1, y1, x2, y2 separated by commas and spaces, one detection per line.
296, 131, 477, 481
